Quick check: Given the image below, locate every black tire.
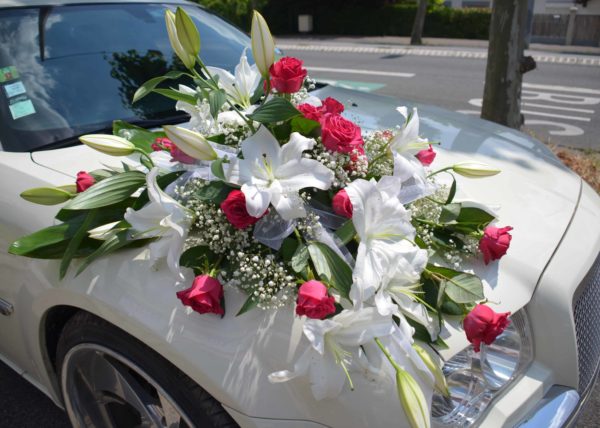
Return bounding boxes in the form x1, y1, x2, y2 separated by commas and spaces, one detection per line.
56, 311, 239, 428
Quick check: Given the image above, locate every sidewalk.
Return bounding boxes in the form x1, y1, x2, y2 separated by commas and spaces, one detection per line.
276, 35, 600, 57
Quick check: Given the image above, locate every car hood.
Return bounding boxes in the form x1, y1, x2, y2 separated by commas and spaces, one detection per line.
31, 86, 581, 353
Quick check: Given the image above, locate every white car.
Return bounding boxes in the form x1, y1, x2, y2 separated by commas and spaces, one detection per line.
1, 1, 599, 427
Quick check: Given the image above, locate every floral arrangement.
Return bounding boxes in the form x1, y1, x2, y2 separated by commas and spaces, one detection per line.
9, 9, 514, 428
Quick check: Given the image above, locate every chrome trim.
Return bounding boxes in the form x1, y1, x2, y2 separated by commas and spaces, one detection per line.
0, 297, 13, 316
517, 386, 579, 428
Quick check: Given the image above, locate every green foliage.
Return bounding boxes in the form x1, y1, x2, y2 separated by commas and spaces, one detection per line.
196, 0, 269, 28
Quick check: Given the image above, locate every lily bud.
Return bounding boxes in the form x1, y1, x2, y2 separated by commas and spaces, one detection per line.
396, 369, 430, 428
163, 126, 217, 161
251, 10, 275, 78
56, 184, 77, 194
413, 344, 449, 396
165, 9, 195, 69
20, 187, 72, 205
175, 7, 200, 58
88, 221, 121, 241
79, 134, 136, 156
452, 162, 501, 178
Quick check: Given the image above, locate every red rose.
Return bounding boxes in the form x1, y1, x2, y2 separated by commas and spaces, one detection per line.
220, 190, 265, 229
332, 189, 353, 218
320, 113, 364, 154
416, 145, 436, 166
176, 275, 224, 315
479, 226, 513, 264
297, 103, 322, 121
463, 304, 510, 352
295, 280, 336, 319
153, 137, 195, 164
269, 57, 307, 94
75, 171, 95, 193
321, 97, 344, 115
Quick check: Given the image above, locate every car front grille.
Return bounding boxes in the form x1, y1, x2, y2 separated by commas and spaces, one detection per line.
573, 251, 600, 394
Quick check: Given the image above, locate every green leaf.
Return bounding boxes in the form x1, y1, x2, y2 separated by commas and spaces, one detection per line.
9, 220, 87, 259
307, 242, 352, 300
456, 207, 495, 226
63, 171, 146, 210
194, 180, 231, 204
207, 134, 225, 145
445, 176, 457, 204
113, 120, 163, 153
76, 230, 137, 276
208, 89, 227, 119
250, 78, 265, 104
280, 237, 298, 262
247, 97, 301, 124
179, 245, 218, 269
59, 210, 98, 278
290, 116, 320, 136
335, 220, 356, 245
291, 244, 309, 273
427, 265, 484, 304
211, 158, 227, 181
439, 203, 461, 224
236, 294, 258, 316
132, 71, 188, 103
152, 88, 197, 105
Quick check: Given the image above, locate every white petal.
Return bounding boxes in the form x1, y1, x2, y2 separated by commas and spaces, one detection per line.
276, 158, 333, 192
205, 66, 236, 98
308, 351, 348, 400
240, 126, 281, 167
271, 191, 306, 221
332, 308, 394, 348
280, 133, 315, 164
303, 318, 339, 355
268, 347, 312, 383
241, 183, 271, 218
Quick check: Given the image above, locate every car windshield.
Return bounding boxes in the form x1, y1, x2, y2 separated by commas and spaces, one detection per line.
0, 2, 251, 152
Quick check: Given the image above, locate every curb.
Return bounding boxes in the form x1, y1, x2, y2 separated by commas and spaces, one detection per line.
278, 44, 600, 67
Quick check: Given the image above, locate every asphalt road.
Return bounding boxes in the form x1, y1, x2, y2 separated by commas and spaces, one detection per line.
279, 38, 600, 151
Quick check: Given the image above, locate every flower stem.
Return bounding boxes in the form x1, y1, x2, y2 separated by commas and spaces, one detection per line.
134, 149, 155, 168
374, 337, 403, 373
427, 166, 453, 178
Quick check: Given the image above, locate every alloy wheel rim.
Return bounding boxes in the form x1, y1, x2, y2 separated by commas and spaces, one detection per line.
61, 343, 194, 428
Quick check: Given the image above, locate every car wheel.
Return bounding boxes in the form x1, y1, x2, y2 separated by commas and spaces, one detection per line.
56, 311, 238, 428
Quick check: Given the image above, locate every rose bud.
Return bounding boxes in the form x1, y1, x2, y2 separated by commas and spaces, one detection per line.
295, 280, 336, 319
297, 103, 322, 121
269, 57, 307, 94
415, 145, 436, 166
176, 275, 224, 315
320, 113, 364, 154
479, 225, 513, 264
220, 190, 265, 229
321, 97, 344, 115
75, 171, 96, 193
463, 304, 511, 352
332, 189, 353, 218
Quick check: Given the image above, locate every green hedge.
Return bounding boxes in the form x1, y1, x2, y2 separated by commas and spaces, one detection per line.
262, 4, 490, 40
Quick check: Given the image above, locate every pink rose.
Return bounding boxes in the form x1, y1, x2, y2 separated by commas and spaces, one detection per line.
463, 304, 510, 352
416, 145, 436, 166
320, 113, 364, 154
152, 137, 195, 164
75, 171, 95, 193
479, 226, 513, 264
332, 189, 353, 218
176, 275, 224, 315
220, 190, 265, 229
269, 57, 307, 94
295, 280, 336, 319
297, 103, 322, 121
321, 97, 344, 115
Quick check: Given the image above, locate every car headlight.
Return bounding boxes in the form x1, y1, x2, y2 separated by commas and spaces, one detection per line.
431, 310, 533, 427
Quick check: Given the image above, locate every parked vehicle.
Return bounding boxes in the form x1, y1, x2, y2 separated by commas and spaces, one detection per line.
1, 1, 599, 427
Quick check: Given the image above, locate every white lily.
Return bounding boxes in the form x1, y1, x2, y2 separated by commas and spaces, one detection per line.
124, 168, 192, 278
389, 107, 434, 203
251, 10, 275, 78
163, 125, 217, 161
225, 127, 334, 221
206, 50, 261, 109
345, 176, 417, 306
372, 241, 438, 340
269, 308, 394, 400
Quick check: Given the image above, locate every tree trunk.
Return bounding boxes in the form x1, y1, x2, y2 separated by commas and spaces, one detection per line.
481, 0, 529, 129
410, 0, 428, 45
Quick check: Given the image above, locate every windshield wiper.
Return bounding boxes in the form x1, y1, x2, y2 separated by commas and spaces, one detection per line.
30, 114, 190, 152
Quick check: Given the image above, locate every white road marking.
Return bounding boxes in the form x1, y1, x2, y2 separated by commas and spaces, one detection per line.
522, 90, 600, 105
521, 102, 595, 114
307, 66, 414, 78
524, 120, 584, 136
520, 109, 591, 122
522, 82, 600, 96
